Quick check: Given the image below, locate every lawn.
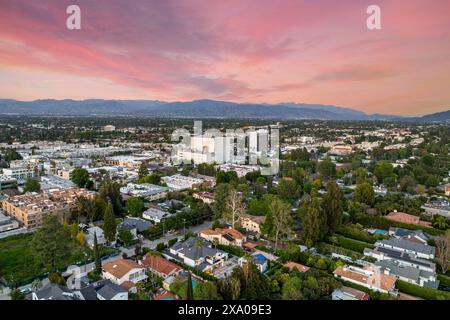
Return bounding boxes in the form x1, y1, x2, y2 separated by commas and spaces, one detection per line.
0, 233, 117, 287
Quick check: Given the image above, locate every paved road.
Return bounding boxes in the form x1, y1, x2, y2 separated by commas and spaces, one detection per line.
0, 220, 212, 300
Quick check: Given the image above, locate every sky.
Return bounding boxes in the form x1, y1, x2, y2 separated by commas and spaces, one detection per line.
0, 0, 449, 116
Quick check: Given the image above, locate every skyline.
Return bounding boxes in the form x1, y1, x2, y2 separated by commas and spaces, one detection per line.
1, 1, 450, 116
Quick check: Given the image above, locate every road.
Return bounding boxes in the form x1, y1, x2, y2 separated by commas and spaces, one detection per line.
0, 220, 212, 300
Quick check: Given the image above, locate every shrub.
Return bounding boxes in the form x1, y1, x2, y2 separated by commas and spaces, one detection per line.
331, 236, 374, 253
395, 280, 450, 300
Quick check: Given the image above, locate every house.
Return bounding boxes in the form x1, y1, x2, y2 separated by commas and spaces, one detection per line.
142, 207, 172, 224
238, 253, 268, 273
85, 226, 106, 248
32, 283, 78, 300
284, 261, 310, 273
388, 227, 429, 245
240, 214, 265, 234
364, 246, 436, 273
385, 211, 431, 227
375, 260, 439, 289
141, 253, 182, 279
332, 286, 369, 301
199, 228, 246, 247
77, 279, 128, 300
374, 238, 435, 260
193, 191, 214, 204
334, 265, 398, 295
117, 216, 152, 239
103, 258, 148, 286
164, 237, 228, 274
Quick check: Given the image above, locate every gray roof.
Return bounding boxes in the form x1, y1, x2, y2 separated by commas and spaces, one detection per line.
389, 227, 429, 241
96, 280, 127, 300
171, 237, 225, 260
35, 283, 77, 300
375, 260, 439, 289
378, 238, 435, 256
366, 246, 436, 270
119, 217, 152, 232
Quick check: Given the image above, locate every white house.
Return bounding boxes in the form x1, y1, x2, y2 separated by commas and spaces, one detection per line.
102, 259, 148, 286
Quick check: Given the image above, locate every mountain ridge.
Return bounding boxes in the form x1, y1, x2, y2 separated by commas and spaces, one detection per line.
0, 99, 448, 122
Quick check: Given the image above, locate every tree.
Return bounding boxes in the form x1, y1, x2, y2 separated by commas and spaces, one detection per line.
374, 160, 394, 183
23, 179, 40, 193
126, 197, 145, 217
282, 276, 303, 300
218, 277, 241, 300
71, 168, 91, 188
32, 215, 72, 271
277, 178, 300, 202
93, 232, 101, 272
9, 289, 25, 300
194, 281, 222, 300
213, 183, 232, 219
186, 271, 194, 300
223, 188, 245, 228
231, 262, 270, 299
300, 196, 326, 246
436, 231, 450, 274
354, 182, 375, 207
138, 163, 149, 179
103, 204, 117, 243
118, 228, 134, 246
99, 181, 123, 215
322, 181, 344, 235
139, 173, 161, 185
317, 157, 336, 181
266, 197, 293, 250
76, 230, 86, 246
433, 215, 450, 230
48, 272, 66, 285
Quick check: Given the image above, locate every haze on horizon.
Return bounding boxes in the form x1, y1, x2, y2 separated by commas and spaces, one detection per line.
0, 0, 449, 116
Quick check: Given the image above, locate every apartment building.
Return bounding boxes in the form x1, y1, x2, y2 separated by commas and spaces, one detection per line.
1, 187, 95, 229
2, 167, 35, 181
161, 174, 205, 190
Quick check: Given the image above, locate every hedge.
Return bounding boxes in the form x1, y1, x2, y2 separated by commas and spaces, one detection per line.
355, 215, 444, 236
336, 225, 386, 244
331, 236, 374, 253
395, 280, 450, 300
217, 244, 246, 257
437, 274, 450, 287
316, 242, 363, 261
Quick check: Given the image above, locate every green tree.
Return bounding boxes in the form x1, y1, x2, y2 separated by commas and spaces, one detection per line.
139, 173, 162, 184
282, 276, 303, 300
99, 181, 123, 214
186, 271, 194, 300
118, 228, 134, 246
126, 197, 145, 217
9, 289, 25, 300
194, 281, 222, 300
374, 160, 394, 183
317, 157, 336, 181
322, 181, 344, 235
71, 167, 91, 188
264, 197, 293, 249
354, 182, 375, 207
32, 215, 72, 272
23, 179, 41, 193
93, 232, 101, 272
300, 196, 326, 246
138, 163, 149, 179
103, 204, 117, 243
277, 178, 301, 202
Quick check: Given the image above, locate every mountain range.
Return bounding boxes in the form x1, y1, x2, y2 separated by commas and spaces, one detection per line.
0, 99, 448, 122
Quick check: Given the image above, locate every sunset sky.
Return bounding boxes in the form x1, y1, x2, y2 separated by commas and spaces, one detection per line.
0, 0, 449, 115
